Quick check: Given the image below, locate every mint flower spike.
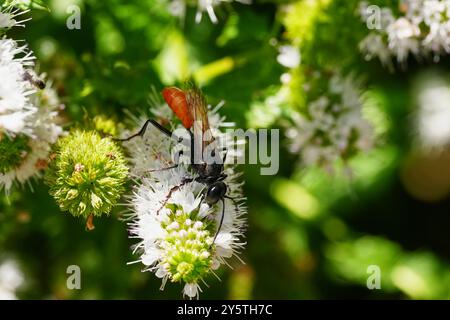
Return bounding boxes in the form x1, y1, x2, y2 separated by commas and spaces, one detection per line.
0, 71, 63, 193
0, 9, 35, 139
0, 38, 36, 138
124, 93, 246, 299
46, 130, 128, 230
0, 6, 63, 191
129, 169, 246, 299
287, 73, 374, 172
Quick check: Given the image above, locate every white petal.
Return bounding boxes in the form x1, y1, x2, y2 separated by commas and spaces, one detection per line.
198, 203, 210, 218
0, 112, 28, 133
138, 215, 165, 240
211, 258, 221, 270
141, 250, 161, 266
155, 265, 168, 278
214, 231, 233, 249
183, 283, 199, 298
216, 246, 233, 259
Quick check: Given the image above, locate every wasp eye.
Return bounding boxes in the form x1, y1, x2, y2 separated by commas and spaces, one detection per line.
205, 182, 227, 206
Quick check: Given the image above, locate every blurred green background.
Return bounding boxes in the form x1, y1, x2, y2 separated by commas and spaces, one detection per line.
2, 0, 450, 299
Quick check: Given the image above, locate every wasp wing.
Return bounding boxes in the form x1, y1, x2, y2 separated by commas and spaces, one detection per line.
186, 86, 215, 163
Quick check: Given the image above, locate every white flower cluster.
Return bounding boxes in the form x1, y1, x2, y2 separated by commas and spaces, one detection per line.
0, 7, 63, 191
287, 73, 374, 170
123, 92, 246, 299
168, 0, 251, 24
359, 0, 450, 68
0, 38, 35, 135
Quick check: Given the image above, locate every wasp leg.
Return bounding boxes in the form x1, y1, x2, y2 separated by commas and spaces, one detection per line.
143, 150, 184, 174
144, 163, 179, 174
217, 173, 228, 181
212, 195, 244, 247
212, 198, 226, 246
222, 149, 228, 164
114, 119, 176, 142
189, 130, 195, 165
156, 177, 194, 214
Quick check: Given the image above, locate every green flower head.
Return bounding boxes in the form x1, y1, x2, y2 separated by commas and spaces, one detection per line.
46, 130, 128, 220
161, 205, 214, 285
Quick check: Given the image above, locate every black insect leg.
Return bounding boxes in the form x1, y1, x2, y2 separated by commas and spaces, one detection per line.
189, 129, 195, 165
156, 177, 194, 214
221, 148, 228, 165
212, 198, 226, 246
144, 163, 179, 174
114, 119, 176, 142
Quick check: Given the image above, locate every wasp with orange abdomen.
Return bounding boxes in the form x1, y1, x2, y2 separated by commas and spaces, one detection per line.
116, 83, 235, 243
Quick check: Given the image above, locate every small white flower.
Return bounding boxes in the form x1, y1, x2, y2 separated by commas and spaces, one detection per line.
389, 17, 420, 39
277, 45, 301, 69
168, 0, 186, 19
0, 7, 30, 29
194, 221, 204, 229
422, 20, 450, 60
405, 0, 426, 25
422, 0, 446, 26
386, 17, 421, 64
359, 33, 392, 68
183, 282, 202, 299
197, 0, 252, 24
166, 0, 251, 24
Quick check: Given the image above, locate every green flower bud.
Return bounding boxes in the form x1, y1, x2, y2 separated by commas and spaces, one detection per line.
46, 130, 128, 220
